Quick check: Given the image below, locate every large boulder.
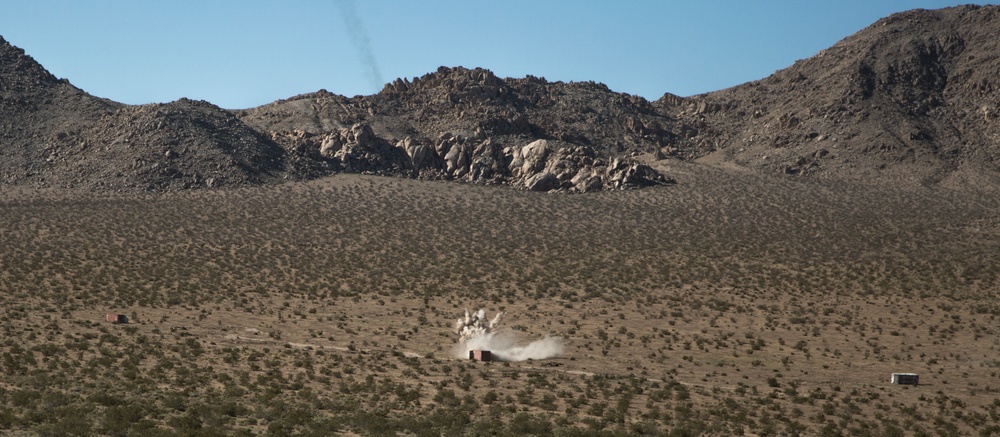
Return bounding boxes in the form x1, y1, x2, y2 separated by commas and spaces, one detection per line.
444, 142, 472, 177
511, 139, 551, 177
543, 146, 599, 184
319, 133, 343, 158
606, 157, 674, 189
332, 123, 409, 173
524, 172, 559, 192
570, 167, 604, 192
467, 139, 508, 182
398, 136, 443, 175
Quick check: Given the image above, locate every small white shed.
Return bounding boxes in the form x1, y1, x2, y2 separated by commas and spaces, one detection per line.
890, 373, 919, 385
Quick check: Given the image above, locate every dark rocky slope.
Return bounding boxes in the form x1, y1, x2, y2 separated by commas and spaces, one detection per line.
1, 37, 295, 191
666, 5, 1000, 186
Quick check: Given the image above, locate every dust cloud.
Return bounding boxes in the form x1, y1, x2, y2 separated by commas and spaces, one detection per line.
453, 309, 564, 361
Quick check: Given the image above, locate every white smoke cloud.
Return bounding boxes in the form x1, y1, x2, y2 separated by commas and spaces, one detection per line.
453, 309, 564, 361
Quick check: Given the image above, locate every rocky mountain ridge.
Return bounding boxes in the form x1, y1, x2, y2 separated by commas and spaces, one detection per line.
2, 5, 999, 192
237, 66, 678, 192
666, 5, 1000, 187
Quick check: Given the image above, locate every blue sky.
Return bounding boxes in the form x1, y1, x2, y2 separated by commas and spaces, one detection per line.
0, 1, 991, 109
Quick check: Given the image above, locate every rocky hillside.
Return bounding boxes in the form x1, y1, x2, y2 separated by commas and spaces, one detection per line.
0, 39, 308, 191
1, 37, 671, 192
666, 5, 1000, 186
238, 66, 678, 192
0, 36, 116, 185
0, 37, 305, 191
2, 5, 1000, 192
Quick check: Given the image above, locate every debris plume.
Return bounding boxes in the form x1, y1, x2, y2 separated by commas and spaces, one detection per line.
453, 309, 563, 362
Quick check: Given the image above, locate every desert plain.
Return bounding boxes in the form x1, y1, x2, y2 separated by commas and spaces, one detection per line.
2, 159, 998, 436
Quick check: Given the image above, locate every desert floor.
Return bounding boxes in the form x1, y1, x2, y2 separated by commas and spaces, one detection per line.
1, 164, 998, 436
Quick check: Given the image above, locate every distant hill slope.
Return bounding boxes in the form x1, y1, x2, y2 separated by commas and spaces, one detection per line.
0, 37, 298, 191
664, 5, 1000, 186
3, 5, 1000, 192
0, 36, 118, 183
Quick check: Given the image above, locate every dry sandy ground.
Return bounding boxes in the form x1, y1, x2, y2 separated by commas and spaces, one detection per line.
1, 165, 998, 435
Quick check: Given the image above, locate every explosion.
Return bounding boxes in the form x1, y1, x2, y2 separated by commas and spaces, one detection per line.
453, 309, 564, 362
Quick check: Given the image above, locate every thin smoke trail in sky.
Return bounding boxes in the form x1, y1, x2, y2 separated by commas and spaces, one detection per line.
336, 0, 384, 91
